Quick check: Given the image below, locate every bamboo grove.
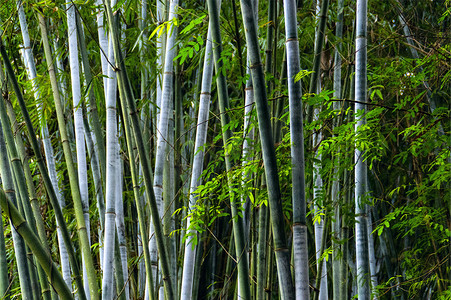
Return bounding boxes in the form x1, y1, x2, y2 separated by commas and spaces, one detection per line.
0, 0, 449, 299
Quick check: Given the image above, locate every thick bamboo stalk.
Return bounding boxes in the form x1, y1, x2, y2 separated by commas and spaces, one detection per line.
139, 4, 150, 268
102, 2, 121, 294
255, 6, 271, 300
207, 0, 252, 298
163, 99, 176, 298
96, 0, 109, 99
0, 118, 34, 300
241, 0, 257, 247
180, 25, 214, 300
332, 1, 344, 299
309, 7, 327, 252
25, 15, 91, 299
75, 12, 106, 184
102, 0, 175, 297
155, 0, 166, 127
65, 3, 97, 297
355, 0, 371, 298
119, 84, 155, 300
7, 86, 63, 300
148, 1, 178, 296
240, 0, 295, 298
282, 0, 309, 299
5, 41, 50, 300
16, 6, 71, 295
0, 186, 73, 299
77, 38, 106, 276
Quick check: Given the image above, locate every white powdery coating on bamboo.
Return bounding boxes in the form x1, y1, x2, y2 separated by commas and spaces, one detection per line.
147, 1, 179, 298
116, 161, 130, 300
284, 0, 309, 298
180, 26, 214, 300
313, 101, 328, 300
355, 0, 370, 298
293, 224, 309, 299
96, 0, 109, 99
102, 5, 119, 296
66, 2, 91, 297
155, 0, 165, 127
17, 3, 72, 291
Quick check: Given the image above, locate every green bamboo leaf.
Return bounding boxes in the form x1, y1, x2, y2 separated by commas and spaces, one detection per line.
294, 70, 314, 82
180, 14, 206, 34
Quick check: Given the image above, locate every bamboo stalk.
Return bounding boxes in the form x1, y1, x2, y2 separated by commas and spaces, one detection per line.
207, 0, 252, 298
256, 178, 268, 300
282, 0, 310, 299
6, 93, 60, 300
75, 11, 106, 183
180, 24, 214, 300
96, 0, 109, 99
307, 0, 330, 123
118, 83, 156, 300
0, 117, 34, 300
241, 0, 257, 250
0, 186, 74, 299
163, 98, 176, 298
102, 0, 175, 296
240, 0, 295, 298
65, 3, 97, 297
313, 217, 329, 300
148, 1, 178, 296
16, 6, 71, 296
11, 17, 90, 299
332, 1, 344, 299
101, 0, 121, 296
354, 0, 371, 298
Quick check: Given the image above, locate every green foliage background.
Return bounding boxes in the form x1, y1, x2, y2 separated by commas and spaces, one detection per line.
0, 0, 449, 298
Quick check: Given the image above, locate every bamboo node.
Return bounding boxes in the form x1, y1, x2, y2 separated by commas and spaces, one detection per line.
249, 62, 263, 69
274, 247, 289, 253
